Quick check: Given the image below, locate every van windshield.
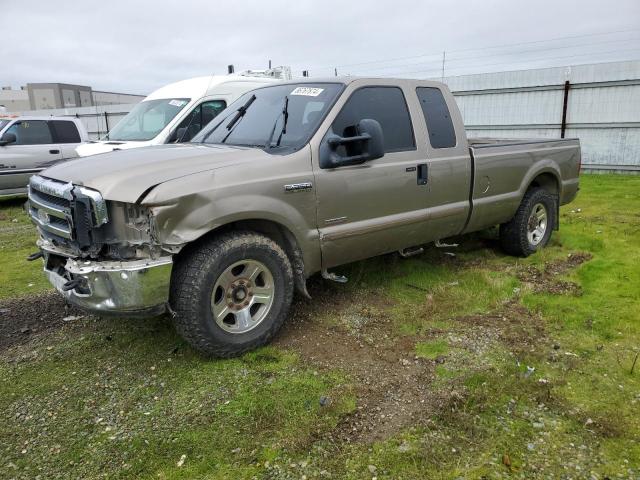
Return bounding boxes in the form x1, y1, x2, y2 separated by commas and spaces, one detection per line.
106, 98, 190, 141
0, 119, 11, 132
194, 83, 343, 151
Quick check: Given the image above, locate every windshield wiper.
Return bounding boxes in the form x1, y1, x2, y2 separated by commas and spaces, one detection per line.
266, 96, 289, 148
221, 94, 256, 144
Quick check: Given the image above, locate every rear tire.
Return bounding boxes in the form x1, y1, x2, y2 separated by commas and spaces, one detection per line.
170, 231, 294, 357
499, 187, 557, 257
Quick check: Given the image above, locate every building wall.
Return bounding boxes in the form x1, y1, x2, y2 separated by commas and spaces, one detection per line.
0, 88, 30, 111
92, 91, 145, 105
435, 60, 640, 172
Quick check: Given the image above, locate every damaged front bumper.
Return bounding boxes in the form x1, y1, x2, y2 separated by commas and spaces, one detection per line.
41, 245, 173, 317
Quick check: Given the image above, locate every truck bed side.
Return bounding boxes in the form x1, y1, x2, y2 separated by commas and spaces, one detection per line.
463, 138, 581, 234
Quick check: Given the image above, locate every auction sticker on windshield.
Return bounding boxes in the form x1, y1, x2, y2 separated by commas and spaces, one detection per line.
290, 87, 324, 97
169, 99, 187, 107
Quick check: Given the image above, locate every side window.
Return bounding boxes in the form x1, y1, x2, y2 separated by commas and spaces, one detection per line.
50, 120, 81, 143
416, 87, 456, 149
174, 100, 226, 142
5, 121, 53, 145
331, 87, 415, 153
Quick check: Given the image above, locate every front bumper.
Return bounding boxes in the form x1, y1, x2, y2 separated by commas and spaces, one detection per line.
42, 250, 173, 317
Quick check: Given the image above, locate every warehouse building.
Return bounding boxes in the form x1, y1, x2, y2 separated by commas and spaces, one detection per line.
0, 83, 144, 112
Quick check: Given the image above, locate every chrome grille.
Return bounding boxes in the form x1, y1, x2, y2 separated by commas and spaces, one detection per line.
28, 176, 74, 239
28, 175, 109, 244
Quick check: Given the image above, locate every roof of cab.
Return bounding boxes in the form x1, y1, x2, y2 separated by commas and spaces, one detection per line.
0, 115, 83, 122
145, 75, 282, 102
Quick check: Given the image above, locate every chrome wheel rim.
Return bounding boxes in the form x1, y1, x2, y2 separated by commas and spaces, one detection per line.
527, 203, 548, 246
210, 259, 275, 334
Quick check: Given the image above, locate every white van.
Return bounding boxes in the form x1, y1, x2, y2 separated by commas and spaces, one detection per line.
76, 73, 286, 157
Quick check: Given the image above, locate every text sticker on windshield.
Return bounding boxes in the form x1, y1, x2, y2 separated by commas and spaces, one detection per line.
290, 87, 324, 97
169, 99, 187, 107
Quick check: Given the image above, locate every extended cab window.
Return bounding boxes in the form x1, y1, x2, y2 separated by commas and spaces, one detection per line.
175, 100, 226, 142
331, 87, 415, 153
5, 120, 53, 145
50, 120, 81, 143
416, 87, 456, 149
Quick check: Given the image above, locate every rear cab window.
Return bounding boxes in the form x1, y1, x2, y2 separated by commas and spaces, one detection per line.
50, 120, 81, 143
331, 86, 415, 153
415, 87, 456, 149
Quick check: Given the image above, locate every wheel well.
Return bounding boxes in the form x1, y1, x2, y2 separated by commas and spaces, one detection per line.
529, 172, 559, 196
180, 219, 309, 298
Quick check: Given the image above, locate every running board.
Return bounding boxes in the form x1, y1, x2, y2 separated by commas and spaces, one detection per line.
399, 246, 424, 258
322, 269, 348, 283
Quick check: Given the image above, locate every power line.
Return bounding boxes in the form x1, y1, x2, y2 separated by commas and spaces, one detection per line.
367, 47, 640, 78
348, 37, 640, 75
305, 28, 640, 72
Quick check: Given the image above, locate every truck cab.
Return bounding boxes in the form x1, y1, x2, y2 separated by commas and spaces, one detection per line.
0, 115, 89, 196
75, 72, 286, 157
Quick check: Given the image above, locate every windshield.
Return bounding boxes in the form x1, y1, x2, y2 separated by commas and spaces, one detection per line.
194, 83, 343, 151
106, 98, 190, 141
0, 119, 10, 132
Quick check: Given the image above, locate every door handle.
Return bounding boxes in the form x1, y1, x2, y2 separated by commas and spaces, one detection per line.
49, 149, 60, 154
417, 163, 428, 185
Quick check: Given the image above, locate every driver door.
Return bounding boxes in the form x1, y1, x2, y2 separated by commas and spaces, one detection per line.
311, 85, 430, 269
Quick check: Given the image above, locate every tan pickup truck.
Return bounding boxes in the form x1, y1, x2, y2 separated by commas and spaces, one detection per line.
27, 77, 580, 356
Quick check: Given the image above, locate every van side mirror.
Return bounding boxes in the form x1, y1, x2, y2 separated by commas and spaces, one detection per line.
320, 119, 385, 169
0, 132, 17, 146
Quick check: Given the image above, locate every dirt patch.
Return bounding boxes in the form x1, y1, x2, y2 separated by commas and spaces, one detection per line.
453, 300, 547, 357
277, 281, 441, 443
0, 292, 86, 352
517, 252, 591, 295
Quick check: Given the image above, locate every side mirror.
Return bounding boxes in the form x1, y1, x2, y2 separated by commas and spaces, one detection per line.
0, 132, 17, 146
319, 118, 385, 169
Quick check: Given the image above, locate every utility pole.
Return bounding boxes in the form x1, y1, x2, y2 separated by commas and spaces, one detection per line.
268, 59, 272, 69
441, 51, 446, 82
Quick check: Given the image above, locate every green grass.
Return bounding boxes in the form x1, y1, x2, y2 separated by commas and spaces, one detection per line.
415, 339, 449, 359
0, 197, 51, 298
1, 174, 639, 479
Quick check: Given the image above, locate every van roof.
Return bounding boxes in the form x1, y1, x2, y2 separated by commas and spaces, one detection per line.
145, 75, 281, 101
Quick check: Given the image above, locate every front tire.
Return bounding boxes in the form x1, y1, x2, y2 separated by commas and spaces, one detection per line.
170, 231, 294, 357
499, 187, 557, 257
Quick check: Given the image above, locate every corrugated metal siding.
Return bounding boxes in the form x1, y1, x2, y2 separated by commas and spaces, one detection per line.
436, 60, 640, 171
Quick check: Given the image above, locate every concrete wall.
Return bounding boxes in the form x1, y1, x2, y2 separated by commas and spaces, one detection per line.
435, 60, 640, 172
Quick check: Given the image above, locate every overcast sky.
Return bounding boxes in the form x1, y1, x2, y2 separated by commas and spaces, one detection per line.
2, 0, 639, 95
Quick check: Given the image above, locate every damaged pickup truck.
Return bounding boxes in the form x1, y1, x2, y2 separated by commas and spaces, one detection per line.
27, 77, 581, 357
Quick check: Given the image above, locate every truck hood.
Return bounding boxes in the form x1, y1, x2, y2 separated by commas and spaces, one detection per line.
41, 144, 268, 203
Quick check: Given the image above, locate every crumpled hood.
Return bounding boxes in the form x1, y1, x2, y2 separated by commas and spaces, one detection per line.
41, 144, 268, 203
